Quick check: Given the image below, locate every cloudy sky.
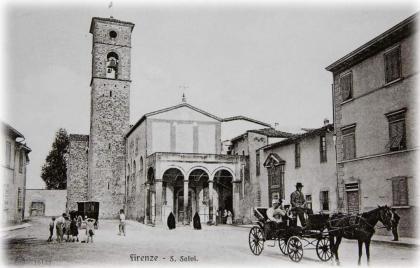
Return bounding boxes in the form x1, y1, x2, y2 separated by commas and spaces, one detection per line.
1, 0, 416, 188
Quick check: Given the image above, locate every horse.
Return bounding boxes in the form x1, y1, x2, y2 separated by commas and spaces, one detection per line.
327, 205, 393, 266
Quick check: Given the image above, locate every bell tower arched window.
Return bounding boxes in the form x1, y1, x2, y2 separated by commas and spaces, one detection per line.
106, 52, 119, 79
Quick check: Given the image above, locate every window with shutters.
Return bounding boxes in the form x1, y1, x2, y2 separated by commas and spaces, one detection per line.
18, 151, 23, 173
342, 125, 356, 160
340, 72, 353, 102
305, 195, 312, 210
386, 108, 406, 151
320, 191, 329, 211
392, 177, 408, 206
295, 143, 301, 168
256, 151, 260, 176
384, 46, 401, 84
17, 187, 23, 209
320, 135, 327, 162
5, 141, 11, 168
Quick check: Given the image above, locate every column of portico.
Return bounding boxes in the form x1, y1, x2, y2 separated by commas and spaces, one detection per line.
208, 176, 214, 224
183, 179, 189, 225
155, 179, 163, 225
144, 182, 149, 223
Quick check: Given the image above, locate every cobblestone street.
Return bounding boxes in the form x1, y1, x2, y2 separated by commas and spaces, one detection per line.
2, 217, 418, 267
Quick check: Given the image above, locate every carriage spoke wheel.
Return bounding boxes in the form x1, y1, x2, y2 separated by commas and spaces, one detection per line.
316, 237, 332, 261
278, 237, 288, 255
248, 227, 264, 256
287, 236, 303, 262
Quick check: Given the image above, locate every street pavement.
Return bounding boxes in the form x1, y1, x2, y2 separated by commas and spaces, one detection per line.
2, 217, 418, 267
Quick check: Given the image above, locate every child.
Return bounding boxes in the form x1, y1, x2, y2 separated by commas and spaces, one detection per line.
86, 218, 96, 243
118, 209, 126, 236
64, 216, 71, 242
70, 217, 79, 242
47, 217, 55, 242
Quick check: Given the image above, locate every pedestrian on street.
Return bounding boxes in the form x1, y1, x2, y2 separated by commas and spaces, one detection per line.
223, 209, 228, 224
226, 210, 233, 225
70, 217, 79, 242
86, 218, 96, 243
47, 217, 55, 242
118, 209, 126, 236
391, 208, 400, 241
55, 213, 66, 243
64, 216, 71, 242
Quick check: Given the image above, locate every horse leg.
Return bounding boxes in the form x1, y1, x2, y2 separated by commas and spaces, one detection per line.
358, 240, 363, 266
365, 240, 371, 266
335, 236, 342, 265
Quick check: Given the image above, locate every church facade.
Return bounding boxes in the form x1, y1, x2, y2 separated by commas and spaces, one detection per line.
67, 16, 264, 225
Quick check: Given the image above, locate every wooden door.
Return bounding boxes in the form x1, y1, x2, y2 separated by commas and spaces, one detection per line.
347, 191, 359, 214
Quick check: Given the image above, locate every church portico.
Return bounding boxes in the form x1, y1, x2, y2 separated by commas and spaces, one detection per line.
144, 152, 244, 226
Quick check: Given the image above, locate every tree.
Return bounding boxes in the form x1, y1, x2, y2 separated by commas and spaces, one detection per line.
41, 128, 69, 189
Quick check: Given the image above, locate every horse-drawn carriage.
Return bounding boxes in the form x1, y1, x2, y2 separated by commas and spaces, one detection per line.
249, 205, 394, 264
248, 207, 332, 262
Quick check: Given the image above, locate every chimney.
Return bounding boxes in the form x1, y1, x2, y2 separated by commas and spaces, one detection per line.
323, 118, 330, 126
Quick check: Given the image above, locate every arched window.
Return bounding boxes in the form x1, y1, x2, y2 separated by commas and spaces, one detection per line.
106, 52, 119, 79
139, 157, 144, 179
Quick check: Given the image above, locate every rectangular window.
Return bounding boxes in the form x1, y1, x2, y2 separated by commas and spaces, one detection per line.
386, 108, 407, 151
17, 188, 23, 209
18, 151, 23, 173
320, 191, 329, 211
320, 135, 327, 162
342, 125, 356, 160
5, 141, 11, 167
295, 143, 301, 168
392, 177, 408, 206
340, 72, 353, 102
305, 195, 312, 210
256, 151, 260, 176
384, 46, 401, 84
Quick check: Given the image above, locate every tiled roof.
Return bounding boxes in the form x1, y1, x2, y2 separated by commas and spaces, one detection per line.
231, 128, 294, 143
222, 116, 271, 128
261, 124, 334, 151
1, 121, 24, 139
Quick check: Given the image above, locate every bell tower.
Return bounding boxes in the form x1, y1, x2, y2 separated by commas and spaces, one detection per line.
88, 17, 134, 218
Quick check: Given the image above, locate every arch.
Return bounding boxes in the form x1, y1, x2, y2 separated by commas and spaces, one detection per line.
139, 157, 144, 173
211, 166, 235, 179
106, 52, 119, 79
186, 166, 210, 179
162, 165, 186, 178
162, 167, 185, 184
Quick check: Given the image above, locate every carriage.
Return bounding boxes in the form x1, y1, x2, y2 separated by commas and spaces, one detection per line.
248, 207, 333, 262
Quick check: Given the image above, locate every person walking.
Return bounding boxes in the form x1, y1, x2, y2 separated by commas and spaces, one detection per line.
290, 182, 307, 226
118, 209, 126, 236
391, 208, 400, 241
47, 217, 55, 242
226, 210, 233, 225
222, 209, 228, 224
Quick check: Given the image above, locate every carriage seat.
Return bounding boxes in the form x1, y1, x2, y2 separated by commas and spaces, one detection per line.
254, 207, 288, 224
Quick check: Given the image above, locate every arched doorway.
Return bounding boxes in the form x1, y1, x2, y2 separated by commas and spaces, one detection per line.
188, 169, 210, 224
214, 169, 233, 224
146, 167, 155, 224
162, 168, 184, 223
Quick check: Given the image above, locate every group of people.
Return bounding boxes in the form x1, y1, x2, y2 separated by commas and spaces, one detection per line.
266, 182, 401, 241
48, 213, 96, 243
216, 208, 233, 225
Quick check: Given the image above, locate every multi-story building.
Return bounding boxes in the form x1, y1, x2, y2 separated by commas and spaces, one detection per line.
326, 14, 418, 237
1, 122, 31, 225
256, 123, 337, 213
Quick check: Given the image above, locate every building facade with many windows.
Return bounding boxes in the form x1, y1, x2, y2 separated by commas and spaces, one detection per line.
326, 14, 418, 237
256, 123, 337, 213
1, 122, 31, 225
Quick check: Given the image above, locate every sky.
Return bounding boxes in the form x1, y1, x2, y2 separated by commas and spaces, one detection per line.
1, 0, 416, 188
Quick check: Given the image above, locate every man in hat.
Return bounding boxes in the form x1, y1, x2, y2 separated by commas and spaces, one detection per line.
290, 182, 306, 226
264, 199, 286, 239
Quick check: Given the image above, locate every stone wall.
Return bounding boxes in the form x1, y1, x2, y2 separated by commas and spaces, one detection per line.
67, 134, 89, 211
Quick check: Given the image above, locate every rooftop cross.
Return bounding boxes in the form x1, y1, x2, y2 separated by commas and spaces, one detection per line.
179, 85, 189, 103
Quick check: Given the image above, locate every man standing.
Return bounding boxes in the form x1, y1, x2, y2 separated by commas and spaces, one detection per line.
290, 182, 306, 226
264, 199, 286, 239
391, 208, 400, 241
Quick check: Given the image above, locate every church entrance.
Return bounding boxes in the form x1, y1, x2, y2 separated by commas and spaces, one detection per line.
175, 189, 195, 223
214, 169, 233, 224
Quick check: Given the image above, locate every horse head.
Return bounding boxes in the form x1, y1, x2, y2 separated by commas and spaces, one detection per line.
378, 205, 393, 231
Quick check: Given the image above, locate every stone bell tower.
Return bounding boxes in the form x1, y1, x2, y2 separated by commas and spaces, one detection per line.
88, 17, 134, 218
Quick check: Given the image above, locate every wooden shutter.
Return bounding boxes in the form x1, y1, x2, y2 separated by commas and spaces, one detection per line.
340, 73, 352, 101
385, 46, 401, 83
399, 178, 408, 206
392, 179, 400, 205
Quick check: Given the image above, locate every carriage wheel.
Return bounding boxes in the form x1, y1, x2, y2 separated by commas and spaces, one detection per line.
248, 227, 264, 256
316, 237, 332, 261
278, 237, 288, 255
287, 236, 303, 262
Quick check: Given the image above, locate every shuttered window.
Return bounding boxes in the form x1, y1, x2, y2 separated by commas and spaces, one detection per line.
384, 46, 401, 84
295, 143, 301, 168
17, 188, 23, 209
320, 191, 329, 211
19, 151, 24, 173
340, 72, 353, 102
342, 125, 356, 160
392, 177, 408, 206
5, 141, 11, 168
320, 135, 327, 162
256, 151, 260, 176
386, 109, 406, 151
